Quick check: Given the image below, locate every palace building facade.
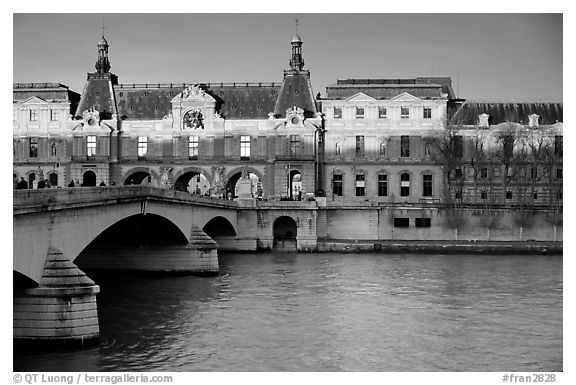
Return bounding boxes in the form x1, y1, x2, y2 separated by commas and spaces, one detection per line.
13, 32, 563, 213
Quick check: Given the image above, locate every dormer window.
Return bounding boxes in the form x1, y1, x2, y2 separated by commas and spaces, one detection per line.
478, 113, 490, 128
355, 107, 364, 119
334, 107, 342, 119
401, 107, 410, 119
423, 107, 432, 119
528, 114, 540, 128
378, 107, 387, 119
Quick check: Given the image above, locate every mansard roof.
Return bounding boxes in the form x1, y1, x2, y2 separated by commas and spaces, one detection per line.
448, 100, 563, 126
76, 75, 118, 120
113, 82, 283, 120
115, 84, 184, 120
274, 72, 317, 118
325, 77, 456, 100
207, 83, 281, 119
13, 83, 80, 114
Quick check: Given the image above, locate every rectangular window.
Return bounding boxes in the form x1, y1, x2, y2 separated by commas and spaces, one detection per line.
240, 135, 251, 159
423, 107, 432, 119
29, 138, 38, 158
401, 107, 410, 119
378, 107, 387, 119
378, 174, 388, 197
533, 190, 538, 200
355, 107, 364, 119
415, 218, 431, 228
556, 189, 562, 200
189, 136, 199, 159
556, 168, 563, 179
333, 107, 342, 119
455, 189, 463, 200
454, 136, 464, 158
400, 173, 410, 197
481, 190, 488, 200
50, 109, 58, 121
355, 135, 365, 157
555, 136, 562, 157
29, 110, 38, 122
530, 167, 537, 180
401, 135, 410, 157
290, 135, 300, 155
506, 190, 513, 200
480, 167, 488, 179
454, 168, 463, 179
332, 174, 343, 196
422, 174, 433, 197
355, 174, 365, 196
393, 218, 410, 228
87, 136, 97, 157
137, 136, 148, 157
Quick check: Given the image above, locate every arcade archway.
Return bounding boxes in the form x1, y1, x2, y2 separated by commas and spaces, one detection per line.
225, 171, 262, 199
290, 170, 302, 200
174, 171, 211, 195
124, 171, 152, 185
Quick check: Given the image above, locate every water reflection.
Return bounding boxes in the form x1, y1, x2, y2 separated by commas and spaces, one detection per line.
14, 253, 562, 372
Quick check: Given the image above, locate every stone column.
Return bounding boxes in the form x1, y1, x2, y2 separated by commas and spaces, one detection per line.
13, 247, 100, 347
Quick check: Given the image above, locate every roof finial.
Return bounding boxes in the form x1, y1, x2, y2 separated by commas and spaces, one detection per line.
102, 16, 105, 38
295, 17, 299, 34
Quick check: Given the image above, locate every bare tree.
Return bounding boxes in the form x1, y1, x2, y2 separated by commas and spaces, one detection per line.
477, 193, 502, 241
541, 132, 563, 241
426, 118, 470, 240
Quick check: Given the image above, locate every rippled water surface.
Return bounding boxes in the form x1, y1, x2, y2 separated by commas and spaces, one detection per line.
14, 253, 562, 372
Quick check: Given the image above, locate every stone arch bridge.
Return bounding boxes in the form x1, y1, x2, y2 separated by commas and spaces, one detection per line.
13, 186, 318, 345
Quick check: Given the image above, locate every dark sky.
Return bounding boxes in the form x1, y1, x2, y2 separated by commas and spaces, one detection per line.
13, 13, 563, 100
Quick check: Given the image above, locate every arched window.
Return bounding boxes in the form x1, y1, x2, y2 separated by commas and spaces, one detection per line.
400, 172, 410, 197
379, 142, 386, 156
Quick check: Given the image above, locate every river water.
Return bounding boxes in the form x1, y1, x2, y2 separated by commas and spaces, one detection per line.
14, 252, 562, 372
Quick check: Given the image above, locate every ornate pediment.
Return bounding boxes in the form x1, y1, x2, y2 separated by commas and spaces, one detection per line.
285, 106, 306, 127
345, 92, 376, 102
390, 92, 422, 102
82, 108, 101, 126
171, 84, 216, 103
73, 108, 113, 132
19, 96, 49, 106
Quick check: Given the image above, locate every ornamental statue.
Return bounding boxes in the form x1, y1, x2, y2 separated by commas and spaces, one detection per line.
159, 167, 174, 189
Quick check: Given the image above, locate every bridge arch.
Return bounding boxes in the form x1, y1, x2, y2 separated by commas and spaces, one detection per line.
202, 216, 237, 238
273, 216, 297, 240
123, 167, 161, 186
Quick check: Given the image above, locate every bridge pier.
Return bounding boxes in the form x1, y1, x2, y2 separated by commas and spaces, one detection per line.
14, 247, 100, 346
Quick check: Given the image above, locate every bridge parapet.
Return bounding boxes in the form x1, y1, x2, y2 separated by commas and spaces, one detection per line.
255, 200, 318, 209
13, 186, 238, 213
